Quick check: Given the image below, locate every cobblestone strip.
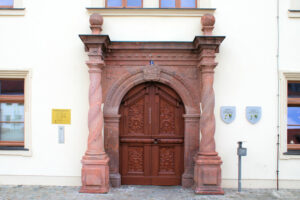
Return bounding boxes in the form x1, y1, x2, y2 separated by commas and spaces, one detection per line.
0, 185, 300, 200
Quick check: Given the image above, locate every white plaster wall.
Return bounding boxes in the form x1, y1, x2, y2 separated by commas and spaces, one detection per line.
0, 0, 299, 188
212, 0, 278, 184
0, 0, 90, 181
278, 0, 300, 183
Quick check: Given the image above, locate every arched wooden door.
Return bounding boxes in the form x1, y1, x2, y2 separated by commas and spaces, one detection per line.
119, 82, 184, 185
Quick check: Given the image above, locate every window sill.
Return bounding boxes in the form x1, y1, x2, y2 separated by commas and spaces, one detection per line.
284, 150, 300, 155
288, 9, 300, 18
0, 148, 31, 156
0, 146, 28, 151
0, 8, 25, 16
86, 8, 215, 17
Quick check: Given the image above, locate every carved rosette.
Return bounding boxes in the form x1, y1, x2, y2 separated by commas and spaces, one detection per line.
193, 14, 225, 195
80, 14, 110, 194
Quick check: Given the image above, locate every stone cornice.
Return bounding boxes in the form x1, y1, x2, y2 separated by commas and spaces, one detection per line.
193, 36, 225, 53
79, 35, 225, 66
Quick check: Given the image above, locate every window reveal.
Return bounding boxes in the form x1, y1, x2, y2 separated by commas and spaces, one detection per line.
287, 81, 300, 150
0, 79, 24, 147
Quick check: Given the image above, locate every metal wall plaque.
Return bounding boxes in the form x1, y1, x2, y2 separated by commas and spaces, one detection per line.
58, 126, 65, 144
52, 109, 71, 124
246, 106, 261, 124
220, 106, 236, 124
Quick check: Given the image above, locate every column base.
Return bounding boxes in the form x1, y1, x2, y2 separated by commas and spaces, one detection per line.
182, 173, 194, 188
110, 173, 121, 187
194, 152, 224, 195
80, 154, 110, 193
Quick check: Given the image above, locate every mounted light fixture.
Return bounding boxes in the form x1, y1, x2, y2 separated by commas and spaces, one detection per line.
150, 60, 154, 66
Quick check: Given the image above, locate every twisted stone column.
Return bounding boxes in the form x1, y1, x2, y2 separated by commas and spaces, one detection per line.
194, 14, 224, 195
80, 14, 110, 194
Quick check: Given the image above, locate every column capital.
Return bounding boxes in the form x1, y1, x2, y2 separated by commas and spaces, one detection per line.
193, 36, 225, 53
86, 61, 105, 72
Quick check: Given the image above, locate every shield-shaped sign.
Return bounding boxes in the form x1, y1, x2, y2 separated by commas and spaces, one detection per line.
246, 106, 262, 124
220, 106, 236, 124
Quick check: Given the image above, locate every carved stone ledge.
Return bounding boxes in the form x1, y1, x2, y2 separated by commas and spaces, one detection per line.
79, 34, 111, 53
183, 114, 201, 122
193, 36, 225, 53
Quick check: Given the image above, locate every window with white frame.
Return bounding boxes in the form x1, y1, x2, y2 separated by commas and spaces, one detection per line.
280, 72, 300, 156
0, 70, 31, 154
104, 0, 198, 8
287, 81, 300, 151
160, 0, 196, 8
106, 0, 143, 8
0, 79, 25, 148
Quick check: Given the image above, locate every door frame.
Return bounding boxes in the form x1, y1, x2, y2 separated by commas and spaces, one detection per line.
103, 67, 200, 188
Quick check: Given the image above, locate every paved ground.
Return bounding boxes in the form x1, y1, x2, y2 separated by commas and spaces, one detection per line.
0, 185, 299, 200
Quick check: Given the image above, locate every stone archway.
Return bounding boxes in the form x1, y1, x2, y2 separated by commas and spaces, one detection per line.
103, 67, 200, 187
79, 13, 225, 195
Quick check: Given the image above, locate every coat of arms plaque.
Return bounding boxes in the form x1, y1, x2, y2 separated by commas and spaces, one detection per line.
220, 106, 236, 124
246, 106, 262, 124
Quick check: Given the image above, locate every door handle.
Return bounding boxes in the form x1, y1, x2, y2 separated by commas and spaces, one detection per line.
153, 139, 158, 144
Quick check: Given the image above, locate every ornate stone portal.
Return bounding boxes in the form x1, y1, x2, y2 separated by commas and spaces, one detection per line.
80, 13, 225, 194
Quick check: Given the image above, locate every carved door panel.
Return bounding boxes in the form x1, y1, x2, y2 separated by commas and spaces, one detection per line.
120, 82, 184, 185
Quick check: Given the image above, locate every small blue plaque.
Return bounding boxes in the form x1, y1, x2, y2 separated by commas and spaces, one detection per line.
220, 106, 236, 124
246, 106, 261, 124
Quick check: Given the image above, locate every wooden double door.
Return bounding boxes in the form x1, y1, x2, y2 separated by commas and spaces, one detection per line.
119, 82, 184, 185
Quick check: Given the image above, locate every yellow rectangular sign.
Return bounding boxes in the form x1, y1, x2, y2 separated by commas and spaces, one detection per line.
52, 109, 71, 124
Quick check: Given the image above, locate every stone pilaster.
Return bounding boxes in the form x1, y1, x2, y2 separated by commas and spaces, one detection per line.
193, 14, 225, 195
104, 114, 121, 187
80, 14, 110, 194
182, 114, 200, 188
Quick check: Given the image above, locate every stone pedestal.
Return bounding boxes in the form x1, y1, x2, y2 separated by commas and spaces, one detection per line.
80, 154, 110, 193
194, 153, 224, 194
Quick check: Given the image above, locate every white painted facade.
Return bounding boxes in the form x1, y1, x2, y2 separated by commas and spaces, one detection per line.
0, 0, 299, 188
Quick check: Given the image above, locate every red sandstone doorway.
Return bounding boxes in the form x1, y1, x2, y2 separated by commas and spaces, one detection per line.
119, 82, 184, 185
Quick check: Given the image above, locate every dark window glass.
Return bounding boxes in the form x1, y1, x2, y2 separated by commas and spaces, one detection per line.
288, 82, 300, 97
0, 80, 24, 95
0, 0, 13, 7
127, 0, 142, 7
181, 0, 195, 8
161, 0, 176, 8
107, 0, 122, 7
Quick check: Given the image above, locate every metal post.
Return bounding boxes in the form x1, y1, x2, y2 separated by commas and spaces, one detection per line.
238, 142, 242, 192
